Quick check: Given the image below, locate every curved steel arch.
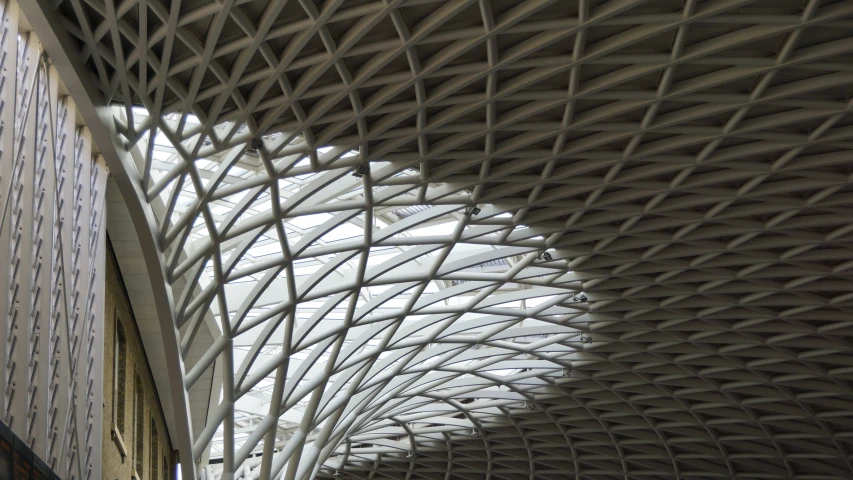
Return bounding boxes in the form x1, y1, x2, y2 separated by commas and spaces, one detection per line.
21, 0, 853, 479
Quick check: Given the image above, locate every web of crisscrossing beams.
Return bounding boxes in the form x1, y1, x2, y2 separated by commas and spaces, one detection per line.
47, 0, 853, 477
124, 108, 589, 477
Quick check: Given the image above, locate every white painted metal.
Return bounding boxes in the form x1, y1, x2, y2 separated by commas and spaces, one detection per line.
0, 2, 108, 478
21, 0, 853, 479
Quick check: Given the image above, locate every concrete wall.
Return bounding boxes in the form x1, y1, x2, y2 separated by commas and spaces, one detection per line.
103, 240, 175, 480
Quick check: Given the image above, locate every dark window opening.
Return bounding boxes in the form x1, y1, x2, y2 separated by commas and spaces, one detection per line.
114, 316, 127, 435
135, 374, 145, 475
150, 418, 159, 478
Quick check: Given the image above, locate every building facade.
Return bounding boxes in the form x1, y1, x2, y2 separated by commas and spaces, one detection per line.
103, 242, 175, 480
0, 3, 177, 478
0, 4, 107, 478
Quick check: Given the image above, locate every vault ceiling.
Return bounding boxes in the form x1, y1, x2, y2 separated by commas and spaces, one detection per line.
25, 0, 853, 478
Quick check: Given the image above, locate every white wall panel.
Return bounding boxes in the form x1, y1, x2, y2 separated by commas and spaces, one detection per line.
0, 3, 107, 478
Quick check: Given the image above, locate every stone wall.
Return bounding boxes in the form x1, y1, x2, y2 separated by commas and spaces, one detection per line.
102, 240, 175, 480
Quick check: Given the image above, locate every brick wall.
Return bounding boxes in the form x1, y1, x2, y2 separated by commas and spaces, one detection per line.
102, 240, 175, 480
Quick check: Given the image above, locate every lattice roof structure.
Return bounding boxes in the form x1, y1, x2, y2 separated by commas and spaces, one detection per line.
19, 0, 853, 478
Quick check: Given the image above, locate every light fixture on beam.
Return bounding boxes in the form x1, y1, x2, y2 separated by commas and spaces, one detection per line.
353, 164, 370, 178
246, 138, 263, 157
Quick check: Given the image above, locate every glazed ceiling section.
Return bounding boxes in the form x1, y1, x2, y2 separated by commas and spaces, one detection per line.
123, 105, 590, 480
28, 0, 853, 478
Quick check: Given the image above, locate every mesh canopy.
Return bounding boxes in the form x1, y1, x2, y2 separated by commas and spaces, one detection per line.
20, 0, 853, 478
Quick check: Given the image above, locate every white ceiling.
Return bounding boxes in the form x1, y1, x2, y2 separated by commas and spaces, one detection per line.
29, 0, 853, 478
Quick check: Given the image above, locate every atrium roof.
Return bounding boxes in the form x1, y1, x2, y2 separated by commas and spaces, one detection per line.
20, 0, 853, 478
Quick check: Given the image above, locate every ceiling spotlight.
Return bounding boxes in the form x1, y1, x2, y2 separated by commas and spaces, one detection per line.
539, 251, 552, 261
468, 206, 481, 216
580, 335, 593, 344
246, 139, 263, 157
353, 164, 370, 178
471, 428, 482, 437
522, 401, 535, 410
